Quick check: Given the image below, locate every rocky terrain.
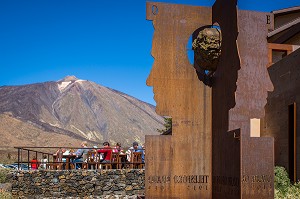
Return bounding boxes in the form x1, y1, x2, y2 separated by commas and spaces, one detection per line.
0, 76, 163, 151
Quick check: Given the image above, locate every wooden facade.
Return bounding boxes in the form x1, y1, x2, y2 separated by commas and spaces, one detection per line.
268, 6, 300, 45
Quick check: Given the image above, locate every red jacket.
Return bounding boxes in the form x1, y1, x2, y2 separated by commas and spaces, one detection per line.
30, 159, 39, 169
97, 147, 112, 161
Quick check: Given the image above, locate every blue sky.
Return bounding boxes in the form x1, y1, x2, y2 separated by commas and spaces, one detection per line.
0, 0, 299, 105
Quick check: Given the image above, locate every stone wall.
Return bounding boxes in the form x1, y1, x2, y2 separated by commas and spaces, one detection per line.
9, 169, 145, 198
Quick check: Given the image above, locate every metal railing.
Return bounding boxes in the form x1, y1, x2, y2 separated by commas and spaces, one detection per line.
14, 146, 145, 170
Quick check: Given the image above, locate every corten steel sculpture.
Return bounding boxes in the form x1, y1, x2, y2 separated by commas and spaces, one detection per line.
145, 1, 274, 198
146, 3, 212, 198
212, 0, 275, 198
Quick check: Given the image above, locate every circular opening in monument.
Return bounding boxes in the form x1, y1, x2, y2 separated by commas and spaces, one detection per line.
187, 25, 222, 77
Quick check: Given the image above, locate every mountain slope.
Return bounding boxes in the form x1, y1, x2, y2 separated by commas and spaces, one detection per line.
0, 76, 163, 147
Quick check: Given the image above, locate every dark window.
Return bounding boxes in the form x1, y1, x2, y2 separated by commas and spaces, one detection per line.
288, 103, 297, 182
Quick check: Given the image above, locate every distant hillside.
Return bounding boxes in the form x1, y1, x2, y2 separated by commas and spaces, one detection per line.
0, 76, 163, 148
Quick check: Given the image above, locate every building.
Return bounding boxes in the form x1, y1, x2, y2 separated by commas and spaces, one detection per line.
262, 6, 300, 182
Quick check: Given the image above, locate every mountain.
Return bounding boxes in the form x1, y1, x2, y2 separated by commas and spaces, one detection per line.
0, 76, 164, 149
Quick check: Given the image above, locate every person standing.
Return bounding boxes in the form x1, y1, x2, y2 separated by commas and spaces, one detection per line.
30, 156, 39, 170
40, 155, 48, 169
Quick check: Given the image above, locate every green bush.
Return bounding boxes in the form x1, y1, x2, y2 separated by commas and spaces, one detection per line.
275, 166, 300, 199
275, 166, 291, 195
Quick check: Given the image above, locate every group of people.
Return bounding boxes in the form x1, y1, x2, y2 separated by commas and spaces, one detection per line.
30, 141, 145, 170
30, 141, 145, 169
30, 154, 49, 170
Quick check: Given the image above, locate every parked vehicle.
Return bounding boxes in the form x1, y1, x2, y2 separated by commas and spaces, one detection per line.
3, 164, 15, 169
4, 163, 30, 170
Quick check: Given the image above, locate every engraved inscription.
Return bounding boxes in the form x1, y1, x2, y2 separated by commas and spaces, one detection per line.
242, 175, 272, 183
148, 175, 210, 192
213, 176, 240, 187
212, 176, 240, 196
174, 175, 209, 184
148, 176, 171, 184
242, 175, 273, 195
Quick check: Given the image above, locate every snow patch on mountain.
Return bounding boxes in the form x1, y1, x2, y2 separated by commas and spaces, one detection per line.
58, 81, 72, 91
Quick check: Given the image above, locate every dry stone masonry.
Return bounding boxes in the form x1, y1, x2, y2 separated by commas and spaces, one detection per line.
9, 169, 145, 198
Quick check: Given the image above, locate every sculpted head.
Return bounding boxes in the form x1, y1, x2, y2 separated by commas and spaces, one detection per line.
146, 3, 212, 118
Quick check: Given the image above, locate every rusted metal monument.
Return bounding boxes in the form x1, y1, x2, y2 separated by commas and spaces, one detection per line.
145, 0, 275, 198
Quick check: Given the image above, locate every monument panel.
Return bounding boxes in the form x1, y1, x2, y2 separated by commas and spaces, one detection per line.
146, 1, 274, 198
145, 2, 212, 198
